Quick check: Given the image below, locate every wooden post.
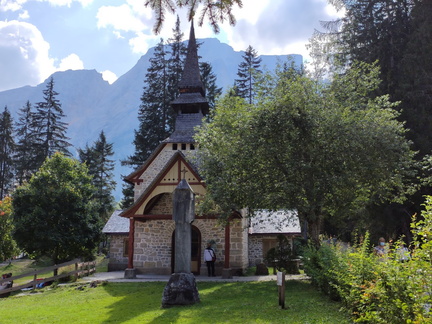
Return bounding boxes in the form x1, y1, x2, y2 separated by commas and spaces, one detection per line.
224, 222, 230, 269
127, 217, 135, 269
277, 271, 286, 309
32, 272, 37, 290
75, 262, 79, 280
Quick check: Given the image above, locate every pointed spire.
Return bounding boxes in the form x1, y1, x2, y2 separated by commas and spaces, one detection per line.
171, 20, 209, 117
178, 20, 204, 93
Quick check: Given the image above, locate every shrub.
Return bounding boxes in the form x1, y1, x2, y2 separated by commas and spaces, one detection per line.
304, 201, 432, 324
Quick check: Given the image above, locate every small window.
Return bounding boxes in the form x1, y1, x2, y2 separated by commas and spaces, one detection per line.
172, 143, 178, 150
190, 144, 195, 150
181, 143, 186, 150
123, 238, 129, 257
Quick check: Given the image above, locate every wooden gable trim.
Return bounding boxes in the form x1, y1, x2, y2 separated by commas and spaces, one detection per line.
124, 143, 166, 183
121, 152, 205, 219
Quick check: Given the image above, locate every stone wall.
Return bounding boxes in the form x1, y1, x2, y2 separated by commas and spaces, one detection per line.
107, 234, 128, 271
149, 193, 172, 214
111, 217, 249, 275
248, 235, 264, 266
133, 220, 176, 274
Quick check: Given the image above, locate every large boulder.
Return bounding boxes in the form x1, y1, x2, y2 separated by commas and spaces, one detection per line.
161, 273, 200, 308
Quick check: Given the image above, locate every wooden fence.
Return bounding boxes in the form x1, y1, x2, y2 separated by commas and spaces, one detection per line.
0, 258, 96, 296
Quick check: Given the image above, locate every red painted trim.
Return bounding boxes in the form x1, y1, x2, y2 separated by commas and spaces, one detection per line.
157, 182, 202, 186
130, 214, 218, 220
127, 218, 135, 269
224, 222, 230, 269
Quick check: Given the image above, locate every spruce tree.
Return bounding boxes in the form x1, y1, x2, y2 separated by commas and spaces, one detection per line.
310, 0, 413, 96
123, 39, 170, 168
200, 62, 222, 112
396, 0, 432, 157
31, 77, 71, 169
14, 101, 38, 184
167, 15, 187, 102
120, 182, 134, 209
0, 107, 15, 199
78, 130, 116, 222
235, 45, 262, 104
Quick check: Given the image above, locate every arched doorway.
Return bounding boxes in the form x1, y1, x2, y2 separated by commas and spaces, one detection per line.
171, 225, 201, 275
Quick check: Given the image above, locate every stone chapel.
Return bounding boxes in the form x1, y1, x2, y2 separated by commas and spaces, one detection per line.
103, 23, 301, 277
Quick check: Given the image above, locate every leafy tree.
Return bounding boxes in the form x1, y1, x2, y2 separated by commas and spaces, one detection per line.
0, 196, 19, 261
0, 107, 15, 199
31, 77, 71, 169
235, 45, 262, 104
79, 131, 116, 223
196, 62, 415, 244
144, 0, 242, 34
200, 62, 222, 112
12, 153, 102, 264
14, 101, 38, 184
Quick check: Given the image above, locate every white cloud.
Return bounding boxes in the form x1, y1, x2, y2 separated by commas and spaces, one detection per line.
216, 0, 340, 57
18, 9, 29, 19
128, 31, 153, 54
0, 20, 55, 91
101, 70, 117, 84
57, 53, 84, 71
96, 4, 149, 32
1, 0, 93, 12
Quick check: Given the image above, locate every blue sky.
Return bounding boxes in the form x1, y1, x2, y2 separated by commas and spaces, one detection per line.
0, 0, 343, 92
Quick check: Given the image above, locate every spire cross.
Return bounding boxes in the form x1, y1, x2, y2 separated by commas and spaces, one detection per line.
181, 167, 188, 179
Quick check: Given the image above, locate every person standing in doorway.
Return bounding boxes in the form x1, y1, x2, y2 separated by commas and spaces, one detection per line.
204, 242, 216, 276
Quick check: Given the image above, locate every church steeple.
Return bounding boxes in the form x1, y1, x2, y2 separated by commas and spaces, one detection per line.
178, 22, 204, 95
171, 21, 209, 116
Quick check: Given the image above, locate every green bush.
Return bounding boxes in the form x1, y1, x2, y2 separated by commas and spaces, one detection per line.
304, 197, 432, 323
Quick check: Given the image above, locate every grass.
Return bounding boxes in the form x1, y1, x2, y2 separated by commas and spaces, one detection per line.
0, 280, 350, 323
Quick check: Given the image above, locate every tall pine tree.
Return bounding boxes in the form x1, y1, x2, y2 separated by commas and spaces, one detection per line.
396, 0, 432, 157
200, 62, 222, 112
309, 0, 414, 96
0, 107, 15, 199
167, 15, 187, 103
124, 38, 171, 167
79, 130, 116, 222
31, 77, 71, 169
235, 45, 262, 104
14, 101, 38, 184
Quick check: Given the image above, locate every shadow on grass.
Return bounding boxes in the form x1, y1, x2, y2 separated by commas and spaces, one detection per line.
101, 280, 350, 323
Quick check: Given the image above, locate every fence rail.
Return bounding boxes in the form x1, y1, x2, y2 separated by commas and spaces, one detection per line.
0, 258, 96, 296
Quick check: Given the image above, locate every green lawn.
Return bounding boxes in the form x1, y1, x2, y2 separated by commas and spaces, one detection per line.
0, 280, 350, 323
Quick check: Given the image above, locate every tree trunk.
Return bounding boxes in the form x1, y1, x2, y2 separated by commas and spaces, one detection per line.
308, 217, 322, 247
